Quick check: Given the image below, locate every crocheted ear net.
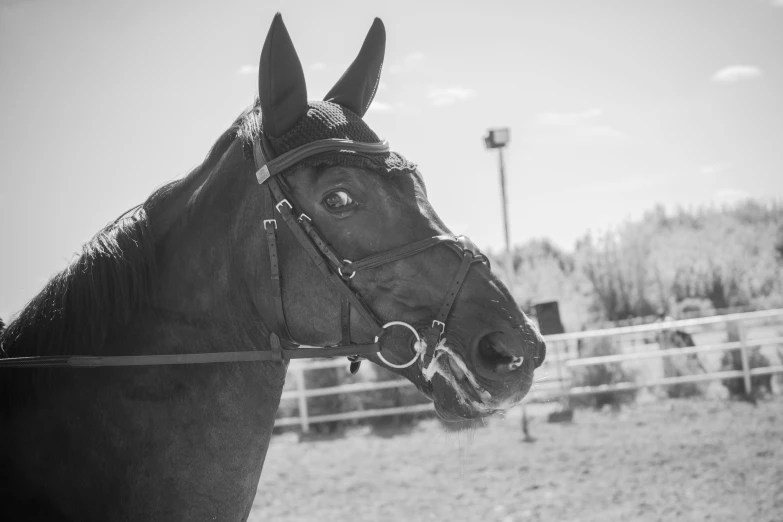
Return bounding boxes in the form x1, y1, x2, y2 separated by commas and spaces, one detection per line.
266, 100, 417, 176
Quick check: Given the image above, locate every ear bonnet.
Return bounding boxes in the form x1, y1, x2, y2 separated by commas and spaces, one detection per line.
254, 14, 417, 177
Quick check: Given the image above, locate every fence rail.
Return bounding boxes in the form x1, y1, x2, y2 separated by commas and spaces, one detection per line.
275, 308, 783, 432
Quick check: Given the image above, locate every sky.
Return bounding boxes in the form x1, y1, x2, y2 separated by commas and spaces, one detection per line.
1, 0, 782, 320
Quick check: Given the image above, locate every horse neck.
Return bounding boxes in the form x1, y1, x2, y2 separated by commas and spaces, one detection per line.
131, 138, 273, 359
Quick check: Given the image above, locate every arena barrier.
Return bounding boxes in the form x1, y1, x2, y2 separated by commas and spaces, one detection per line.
275, 308, 783, 432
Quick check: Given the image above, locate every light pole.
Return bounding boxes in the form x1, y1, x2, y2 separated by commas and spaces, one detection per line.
485, 128, 534, 440
484, 128, 512, 275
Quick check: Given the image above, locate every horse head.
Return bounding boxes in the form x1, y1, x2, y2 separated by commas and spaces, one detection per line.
230, 14, 546, 420
0, 13, 550, 520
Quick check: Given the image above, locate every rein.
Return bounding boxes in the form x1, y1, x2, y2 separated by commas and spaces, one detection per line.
0, 136, 488, 371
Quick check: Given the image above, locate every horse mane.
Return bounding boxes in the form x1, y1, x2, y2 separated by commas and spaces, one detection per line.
0, 206, 160, 359
0, 100, 387, 360
0, 117, 246, 360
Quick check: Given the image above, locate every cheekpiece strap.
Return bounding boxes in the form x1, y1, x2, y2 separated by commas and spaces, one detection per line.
422, 250, 476, 366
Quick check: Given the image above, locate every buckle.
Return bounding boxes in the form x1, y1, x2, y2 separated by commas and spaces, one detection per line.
298, 213, 311, 223
263, 219, 277, 230
432, 320, 445, 333
275, 199, 292, 213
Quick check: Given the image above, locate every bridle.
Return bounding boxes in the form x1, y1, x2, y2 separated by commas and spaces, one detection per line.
250, 133, 490, 373
0, 136, 489, 372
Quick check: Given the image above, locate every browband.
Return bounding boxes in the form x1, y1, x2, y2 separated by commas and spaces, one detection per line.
253, 138, 391, 184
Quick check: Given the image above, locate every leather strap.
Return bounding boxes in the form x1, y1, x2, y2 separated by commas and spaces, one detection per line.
341, 293, 352, 344
263, 188, 293, 342
347, 235, 455, 271
0, 137, 489, 370
435, 252, 474, 327
298, 211, 346, 270
257, 139, 390, 182
0, 342, 381, 368
266, 176, 385, 337
422, 251, 476, 366
268, 178, 333, 278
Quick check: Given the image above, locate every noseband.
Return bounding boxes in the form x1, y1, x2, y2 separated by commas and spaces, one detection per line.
251, 135, 490, 373
0, 137, 488, 371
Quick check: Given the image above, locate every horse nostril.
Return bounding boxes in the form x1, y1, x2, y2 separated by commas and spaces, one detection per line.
477, 332, 518, 373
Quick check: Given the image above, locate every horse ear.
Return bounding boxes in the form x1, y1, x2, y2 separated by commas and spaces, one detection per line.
324, 17, 386, 117
258, 13, 308, 138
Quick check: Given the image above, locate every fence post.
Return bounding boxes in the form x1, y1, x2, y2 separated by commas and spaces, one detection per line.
293, 366, 310, 434
737, 322, 753, 396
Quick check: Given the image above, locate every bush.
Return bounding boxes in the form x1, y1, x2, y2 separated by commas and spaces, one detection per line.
571, 337, 637, 409
574, 201, 783, 323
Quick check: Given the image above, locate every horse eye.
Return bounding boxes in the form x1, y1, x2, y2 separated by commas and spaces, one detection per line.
322, 190, 354, 210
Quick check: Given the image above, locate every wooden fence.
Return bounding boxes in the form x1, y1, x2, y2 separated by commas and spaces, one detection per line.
275, 308, 783, 433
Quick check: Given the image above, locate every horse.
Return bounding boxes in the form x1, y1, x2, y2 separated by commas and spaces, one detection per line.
0, 14, 546, 521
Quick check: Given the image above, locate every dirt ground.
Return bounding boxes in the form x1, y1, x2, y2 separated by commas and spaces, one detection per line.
250, 397, 783, 522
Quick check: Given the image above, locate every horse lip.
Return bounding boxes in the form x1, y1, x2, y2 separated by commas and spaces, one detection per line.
423, 344, 493, 410
437, 344, 492, 401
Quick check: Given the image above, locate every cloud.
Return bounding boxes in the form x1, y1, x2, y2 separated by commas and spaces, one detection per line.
237, 64, 258, 75
770, 0, 783, 6
308, 62, 327, 72
428, 87, 476, 106
536, 108, 628, 143
367, 101, 393, 113
538, 108, 602, 126
711, 65, 762, 83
